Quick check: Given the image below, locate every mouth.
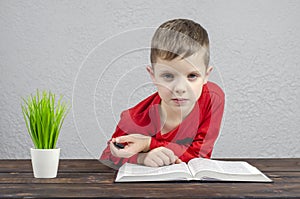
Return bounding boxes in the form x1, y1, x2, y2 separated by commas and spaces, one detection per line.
171, 98, 189, 105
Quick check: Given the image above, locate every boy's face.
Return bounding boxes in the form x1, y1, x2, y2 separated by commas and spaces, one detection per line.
147, 52, 212, 114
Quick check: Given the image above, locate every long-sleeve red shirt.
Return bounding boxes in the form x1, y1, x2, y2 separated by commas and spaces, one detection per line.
100, 81, 225, 169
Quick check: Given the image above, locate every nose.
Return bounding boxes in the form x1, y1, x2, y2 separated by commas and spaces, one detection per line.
174, 78, 187, 95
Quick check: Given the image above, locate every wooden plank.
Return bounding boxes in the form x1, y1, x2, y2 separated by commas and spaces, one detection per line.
1, 159, 299, 173
0, 173, 115, 184
0, 171, 299, 184
214, 158, 300, 172
0, 160, 32, 172
0, 182, 299, 198
240, 158, 300, 172
0, 159, 115, 173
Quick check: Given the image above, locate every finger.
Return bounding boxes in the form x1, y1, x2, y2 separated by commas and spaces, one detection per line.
116, 135, 132, 143
109, 141, 135, 158
145, 158, 159, 167
175, 158, 182, 164
109, 141, 118, 157
122, 143, 141, 154
152, 155, 164, 167
168, 155, 176, 164
149, 147, 170, 165
156, 151, 172, 165
117, 149, 135, 158
131, 134, 149, 140
110, 141, 124, 157
162, 148, 175, 156
161, 148, 176, 164
110, 141, 123, 151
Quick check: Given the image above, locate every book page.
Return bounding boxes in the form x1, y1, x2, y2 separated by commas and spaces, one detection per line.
188, 158, 222, 176
188, 158, 260, 177
121, 162, 190, 177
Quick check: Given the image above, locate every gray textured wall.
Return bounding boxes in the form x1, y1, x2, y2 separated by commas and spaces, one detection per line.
1, 0, 299, 159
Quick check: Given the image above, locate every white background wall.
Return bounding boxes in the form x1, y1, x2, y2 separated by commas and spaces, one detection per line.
1, 0, 299, 159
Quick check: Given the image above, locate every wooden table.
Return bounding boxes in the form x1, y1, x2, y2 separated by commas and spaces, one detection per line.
0, 159, 299, 198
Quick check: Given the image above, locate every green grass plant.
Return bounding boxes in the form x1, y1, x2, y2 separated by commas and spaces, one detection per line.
21, 90, 69, 149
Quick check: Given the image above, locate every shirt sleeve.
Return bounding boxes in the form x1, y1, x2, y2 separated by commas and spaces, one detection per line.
99, 98, 158, 169
149, 90, 225, 163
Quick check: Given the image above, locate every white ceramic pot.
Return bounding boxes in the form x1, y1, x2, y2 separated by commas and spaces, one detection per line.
30, 148, 60, 178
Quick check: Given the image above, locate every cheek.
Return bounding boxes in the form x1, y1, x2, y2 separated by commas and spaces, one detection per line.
191, 81, 204, 99
155, 83, 173, 97
193, 87, 203, 100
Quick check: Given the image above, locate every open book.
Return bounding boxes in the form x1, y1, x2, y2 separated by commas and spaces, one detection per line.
115, 158, 272, 182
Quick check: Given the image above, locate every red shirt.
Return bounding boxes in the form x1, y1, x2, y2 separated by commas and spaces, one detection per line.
100, 82, 225, 169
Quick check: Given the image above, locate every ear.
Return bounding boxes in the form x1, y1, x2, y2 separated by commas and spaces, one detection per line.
204, 66, 213, 83
146, 65, 155, 82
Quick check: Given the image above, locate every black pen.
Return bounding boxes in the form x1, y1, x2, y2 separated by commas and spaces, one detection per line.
113, 142, 125, 149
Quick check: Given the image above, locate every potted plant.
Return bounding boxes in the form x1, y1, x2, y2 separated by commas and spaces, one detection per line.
21, 90, 69, 178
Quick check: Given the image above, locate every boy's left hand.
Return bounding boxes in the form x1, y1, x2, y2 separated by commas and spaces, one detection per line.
110, 134, 151, 158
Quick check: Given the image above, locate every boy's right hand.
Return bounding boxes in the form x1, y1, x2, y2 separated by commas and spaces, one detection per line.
109, 134, 151, 158
137, 147, 182, 167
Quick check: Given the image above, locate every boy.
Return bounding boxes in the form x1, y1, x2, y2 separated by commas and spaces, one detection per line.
100, 19, 224, 169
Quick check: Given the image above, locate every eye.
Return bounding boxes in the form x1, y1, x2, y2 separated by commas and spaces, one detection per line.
187, 73, 200, 81
161, 73, 174, 81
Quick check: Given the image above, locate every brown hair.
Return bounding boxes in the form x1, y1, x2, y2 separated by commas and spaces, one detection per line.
150, 19, 210, 67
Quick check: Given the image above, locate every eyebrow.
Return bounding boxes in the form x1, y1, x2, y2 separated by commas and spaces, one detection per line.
158, 70, 174, 74
189, 70, 201, 73
158, 70, 202, 76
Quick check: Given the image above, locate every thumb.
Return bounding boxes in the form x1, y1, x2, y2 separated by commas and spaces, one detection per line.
116, 135, 132, 143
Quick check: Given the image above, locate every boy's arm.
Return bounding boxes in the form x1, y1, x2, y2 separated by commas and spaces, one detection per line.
150, 94, 225, 162
100, 106, 156, 168
100, 126, 139, 168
